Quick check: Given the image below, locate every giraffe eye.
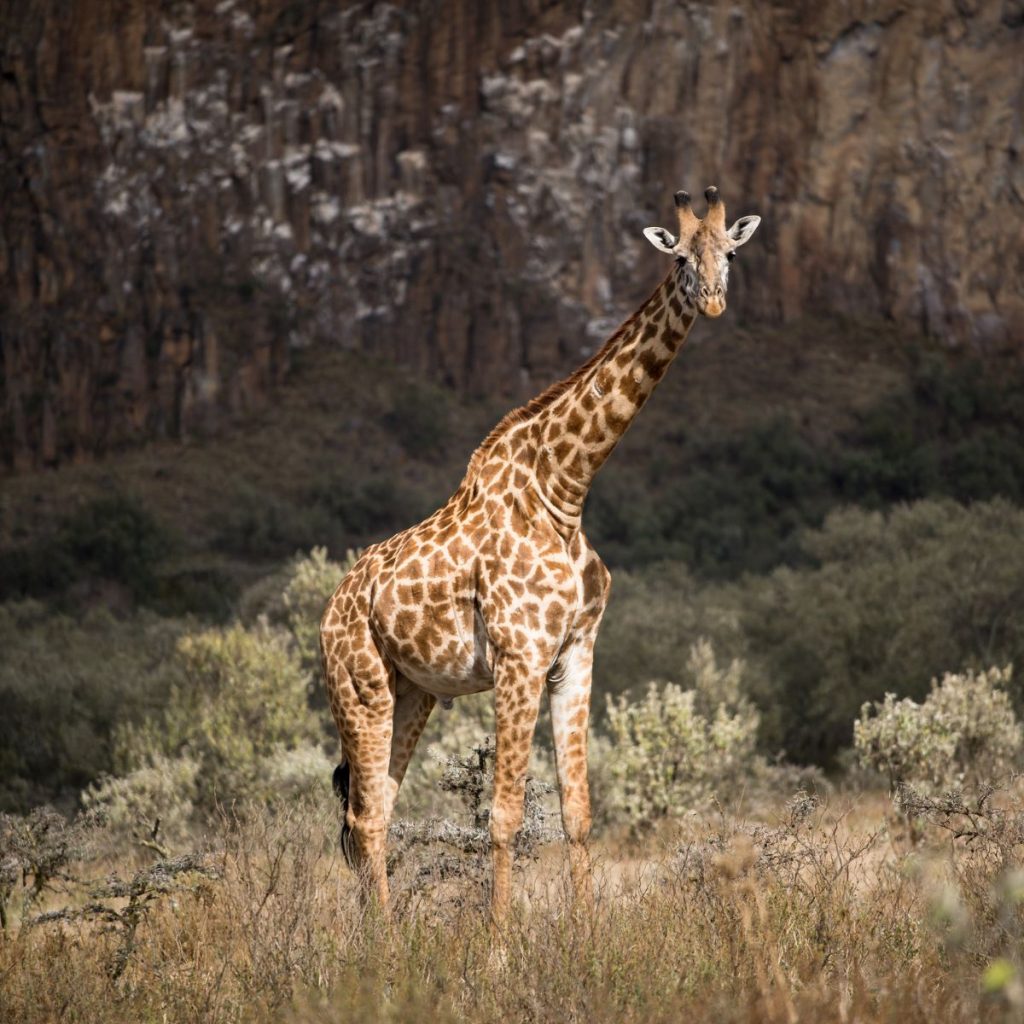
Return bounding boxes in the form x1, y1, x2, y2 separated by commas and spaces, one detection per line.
726, 250, 737, 262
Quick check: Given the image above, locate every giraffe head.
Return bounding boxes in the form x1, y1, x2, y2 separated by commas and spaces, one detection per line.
643, 187, 761, 318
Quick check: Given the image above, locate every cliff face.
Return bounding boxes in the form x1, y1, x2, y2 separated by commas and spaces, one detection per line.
2, 0, 1021, 470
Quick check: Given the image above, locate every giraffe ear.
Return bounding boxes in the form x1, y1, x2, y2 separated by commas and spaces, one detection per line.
643, 226, 678, 254
727, 215, 761, 248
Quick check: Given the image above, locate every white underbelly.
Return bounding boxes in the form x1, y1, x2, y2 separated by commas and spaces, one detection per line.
398, 654, 495, 697
388, 628, 495, 698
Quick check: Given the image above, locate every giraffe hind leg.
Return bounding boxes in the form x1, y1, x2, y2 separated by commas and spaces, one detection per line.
332, 760, 356, 868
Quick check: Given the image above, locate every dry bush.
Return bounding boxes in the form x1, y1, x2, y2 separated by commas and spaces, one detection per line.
6, 783, 1024, 1024
898, 778, 1024, 995
388, 738, 561, 913
0, 805, 100, 931
855, 666, 1021, 791
592, 640, 801, 833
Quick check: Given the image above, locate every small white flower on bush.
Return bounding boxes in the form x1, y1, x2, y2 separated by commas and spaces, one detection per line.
596, 640, 761, 829
854, 666, 1020, 791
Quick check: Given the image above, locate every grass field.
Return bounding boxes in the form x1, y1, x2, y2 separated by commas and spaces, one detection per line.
3, 783, 1022, 1024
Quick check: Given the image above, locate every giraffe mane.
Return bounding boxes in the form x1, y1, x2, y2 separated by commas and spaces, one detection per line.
458, 301, 651, 487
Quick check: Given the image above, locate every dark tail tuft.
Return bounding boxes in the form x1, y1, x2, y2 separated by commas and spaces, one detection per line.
332, 761, 350, 801
333, 761, 356, 869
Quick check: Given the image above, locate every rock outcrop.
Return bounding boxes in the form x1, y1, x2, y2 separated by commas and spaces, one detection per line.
2, 0, 1021, 469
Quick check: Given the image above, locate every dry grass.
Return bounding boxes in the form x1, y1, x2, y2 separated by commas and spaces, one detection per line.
3, 786, 1022, 1024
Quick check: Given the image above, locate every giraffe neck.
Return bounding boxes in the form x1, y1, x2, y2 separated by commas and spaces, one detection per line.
525, 268, 696, 533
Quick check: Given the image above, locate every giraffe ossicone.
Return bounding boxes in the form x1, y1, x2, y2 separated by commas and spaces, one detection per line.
320, 187, 761, 923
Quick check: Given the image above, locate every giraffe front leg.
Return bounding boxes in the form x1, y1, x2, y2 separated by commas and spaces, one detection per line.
490, 654, 545, 929
548, 642, 595, 911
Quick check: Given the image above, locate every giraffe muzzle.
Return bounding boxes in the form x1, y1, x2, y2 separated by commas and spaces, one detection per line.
697, 285, 726, 318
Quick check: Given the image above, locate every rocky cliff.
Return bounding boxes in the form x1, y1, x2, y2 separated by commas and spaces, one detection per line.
2, 0, 1022, 469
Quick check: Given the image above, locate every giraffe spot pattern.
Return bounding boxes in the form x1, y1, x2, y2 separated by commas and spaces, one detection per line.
319, 262, 710, 916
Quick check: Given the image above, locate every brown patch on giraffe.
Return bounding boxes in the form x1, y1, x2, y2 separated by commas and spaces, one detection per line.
620, 373, 644, 406
638, 349, 667, 378
552, 440, 574, 462
605, 406, 629, 432
545, 602, 566, 633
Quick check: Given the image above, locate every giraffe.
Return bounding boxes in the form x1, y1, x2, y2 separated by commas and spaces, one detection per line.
320, 186, 761, 923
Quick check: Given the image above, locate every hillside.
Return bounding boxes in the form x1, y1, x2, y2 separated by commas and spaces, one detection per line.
2, 310, 1021, 603
3, 0, 1021, 470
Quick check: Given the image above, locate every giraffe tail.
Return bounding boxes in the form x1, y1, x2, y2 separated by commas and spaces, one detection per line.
332, 760, 357, 869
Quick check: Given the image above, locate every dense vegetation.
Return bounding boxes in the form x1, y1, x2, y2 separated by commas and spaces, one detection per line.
2, 318, 1024, 1023
1, 319, 1023, 810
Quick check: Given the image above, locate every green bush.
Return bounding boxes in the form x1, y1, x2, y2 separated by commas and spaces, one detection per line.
854, 666, 1021, 791
593, 641, 762, 830
215, 486, 336, 559
239, 546, 357, 678
0, 601, 185, 812
0, 494, 171, 602
383, 379, 451, 459
82, 753, 201, 847
306, 473, 437, 549
593, 560, 745, 702
111, 622, 323, 812
84, 550, 359, 831
586, 351, 1024, 578
736, 499, 1024, 765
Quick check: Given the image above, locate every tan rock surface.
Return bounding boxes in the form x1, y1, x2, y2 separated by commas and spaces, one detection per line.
1, 0, 1021, 469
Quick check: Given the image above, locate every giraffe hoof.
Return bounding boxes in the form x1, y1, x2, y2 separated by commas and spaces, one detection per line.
441, 697, 454, 710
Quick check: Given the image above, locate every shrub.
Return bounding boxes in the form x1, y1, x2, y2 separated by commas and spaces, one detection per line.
83, 754, 201, 848
594, 640, 762, 830
738, 499, 1024, 765
59, 494, 171, 594
0, 493, 171, 602
394, 692, 556, 819
0, 601, 186, 812
0, 805, 100, 930
306, 473, 436, 549
215, 486, 336, 559
112, 622, 322, 811
383, 379, 451, 459
593, 560, 745, 703
854, 666, 1021, 791
240, 546, 358, 677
